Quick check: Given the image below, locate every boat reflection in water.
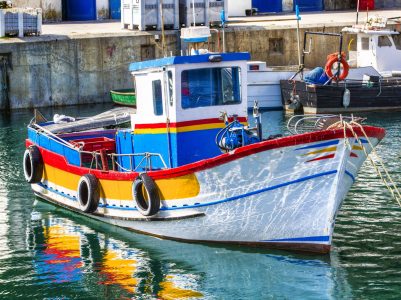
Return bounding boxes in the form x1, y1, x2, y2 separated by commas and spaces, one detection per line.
30, 200, 351, 299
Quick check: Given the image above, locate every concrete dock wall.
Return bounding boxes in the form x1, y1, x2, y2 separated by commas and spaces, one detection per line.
223, 26, 354, 68
0, 34, 177, 109
1, 22, 397, 110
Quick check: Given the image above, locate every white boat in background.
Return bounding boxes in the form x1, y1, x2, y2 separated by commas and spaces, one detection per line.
247, 61, 297, 110
281, 16, 401, 114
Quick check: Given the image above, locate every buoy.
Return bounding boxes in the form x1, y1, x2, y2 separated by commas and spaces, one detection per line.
343, 88, 351, 108
325, 52, 349, 81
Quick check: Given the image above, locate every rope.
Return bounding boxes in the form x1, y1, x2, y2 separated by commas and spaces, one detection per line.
338, 120, 401, 207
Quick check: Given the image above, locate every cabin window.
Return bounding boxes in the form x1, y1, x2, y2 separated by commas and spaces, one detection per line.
181, 67, 242, 109
361, 37, 369, 50
378, 36, 392, 47
168, 71, 174, 106
393, 34, 401, 50
152, 80, 163, 116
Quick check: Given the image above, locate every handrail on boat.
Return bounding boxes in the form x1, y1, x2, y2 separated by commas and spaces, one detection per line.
287, 114, 365, 135
80, 150, 168, 172
29, 124, 168, 172
29, 123, 78, 150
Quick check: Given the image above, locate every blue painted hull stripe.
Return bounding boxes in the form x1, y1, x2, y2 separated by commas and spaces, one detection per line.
36, 170, 339, 212
262, 235, 330, 243
37, 183, 77, 202
164, 170, 338, 211
295, 140, 339, 151
345, 170, 355, 182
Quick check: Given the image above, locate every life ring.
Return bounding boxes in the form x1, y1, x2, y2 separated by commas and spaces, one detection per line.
132, 173, 160, 216
325, 52, 349, 81
23, 145, 44, 184
77, 174, 100, 213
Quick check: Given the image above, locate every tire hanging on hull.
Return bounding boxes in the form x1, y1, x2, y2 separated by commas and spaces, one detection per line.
132, 173, 161, 216
23, 145, 44, 184
77, 174, 100, 213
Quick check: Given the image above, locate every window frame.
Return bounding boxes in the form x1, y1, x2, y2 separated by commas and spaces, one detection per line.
152, 79, 164, 116
180, 67, 242, 110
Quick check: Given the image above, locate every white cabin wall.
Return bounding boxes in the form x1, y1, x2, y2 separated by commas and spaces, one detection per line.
357, 34, 374, 69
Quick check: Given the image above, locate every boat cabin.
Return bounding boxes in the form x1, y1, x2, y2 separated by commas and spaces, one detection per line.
343, 27, 401, 75
115, 52, 250, 170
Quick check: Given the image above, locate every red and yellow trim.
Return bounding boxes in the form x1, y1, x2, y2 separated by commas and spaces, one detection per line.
134, 117, 248, 134
28, 125, 385, 181
42, 163, 200, 201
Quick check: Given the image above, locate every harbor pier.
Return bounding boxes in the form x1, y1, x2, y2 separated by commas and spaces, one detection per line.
0, 10, 400, 109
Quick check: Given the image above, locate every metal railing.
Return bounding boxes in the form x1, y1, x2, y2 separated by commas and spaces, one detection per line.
287, 114, 365, 135
80, 150, 168, 172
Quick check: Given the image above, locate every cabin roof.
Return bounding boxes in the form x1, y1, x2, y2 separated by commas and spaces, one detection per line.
342, 27, 399, 35
128, 52, 251, 72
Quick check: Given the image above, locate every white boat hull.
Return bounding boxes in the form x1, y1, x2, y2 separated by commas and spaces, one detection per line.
31, 132, 380, 253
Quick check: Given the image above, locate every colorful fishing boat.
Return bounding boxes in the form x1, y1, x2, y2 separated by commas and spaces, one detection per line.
110, 89, 136, 107
23, 52, 385, 253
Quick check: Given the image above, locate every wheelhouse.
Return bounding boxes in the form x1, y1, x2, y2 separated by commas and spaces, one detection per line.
119, 52, 251, 169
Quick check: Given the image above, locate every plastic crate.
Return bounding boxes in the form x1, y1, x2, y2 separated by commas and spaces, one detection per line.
359, 0, 374, 10
121, 0, 179, 31
71, 137, 116, 153
179, 0, 226, 27
0, 8, 42, 37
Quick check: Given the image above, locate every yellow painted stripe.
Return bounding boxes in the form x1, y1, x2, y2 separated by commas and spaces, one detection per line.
301, 146, 337, 156
352, 145, 364, 151
135, 122, 248, 134
43, 164, 200, 201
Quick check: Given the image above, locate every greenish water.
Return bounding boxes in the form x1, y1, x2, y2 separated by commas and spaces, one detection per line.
1, 105, 401, 299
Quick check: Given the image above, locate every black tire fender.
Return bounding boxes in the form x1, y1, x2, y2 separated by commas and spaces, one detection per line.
77, 174, 100, 213
132, 173, 160, 216
23, 145, 44, 184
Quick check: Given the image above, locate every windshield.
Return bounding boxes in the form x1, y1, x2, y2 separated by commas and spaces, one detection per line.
181, 67, 242, 109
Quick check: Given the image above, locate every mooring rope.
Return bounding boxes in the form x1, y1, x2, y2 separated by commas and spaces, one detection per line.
340, 120, 401, 207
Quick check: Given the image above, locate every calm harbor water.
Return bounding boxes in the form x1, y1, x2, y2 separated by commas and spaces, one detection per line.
1, 104, 401, 299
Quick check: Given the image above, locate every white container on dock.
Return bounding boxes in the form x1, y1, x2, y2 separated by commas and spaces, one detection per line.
226, 0, 251, 17
0, 8, 42, 38
121, 0, 179, 31
179, 0, 226, 27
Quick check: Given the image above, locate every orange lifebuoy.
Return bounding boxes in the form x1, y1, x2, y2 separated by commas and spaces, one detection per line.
325, 52, 349, 81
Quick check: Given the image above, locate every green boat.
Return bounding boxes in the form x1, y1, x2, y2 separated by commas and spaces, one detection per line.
110, 89, 136, 107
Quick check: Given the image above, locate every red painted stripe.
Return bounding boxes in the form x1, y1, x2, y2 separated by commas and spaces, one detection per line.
26, 125, 385, 181
350, 152, 358, 158
135, 117, 248, 129
306, 154, 335, 163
